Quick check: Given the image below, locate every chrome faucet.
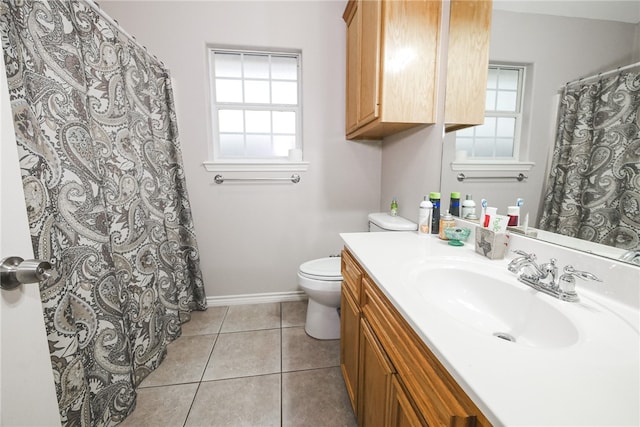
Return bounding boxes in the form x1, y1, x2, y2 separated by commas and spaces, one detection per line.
619, 250, 640, 266
508, 250, 555, 285
508, 250, 601, 302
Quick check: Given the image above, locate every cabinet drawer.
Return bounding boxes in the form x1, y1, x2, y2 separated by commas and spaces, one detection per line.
341, 249, 363, 302
361, 276, 486, 426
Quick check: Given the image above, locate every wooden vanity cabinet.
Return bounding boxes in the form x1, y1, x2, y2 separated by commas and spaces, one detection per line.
388, 375, 426, 427
340, 248, 491, 426
340, 249, 364, 412
343, 0, 441, 140
358, 318, 395, 426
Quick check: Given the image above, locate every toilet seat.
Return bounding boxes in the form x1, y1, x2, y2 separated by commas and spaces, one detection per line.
298, 257, 342, 281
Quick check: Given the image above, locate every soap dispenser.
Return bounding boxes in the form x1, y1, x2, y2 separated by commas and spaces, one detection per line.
439, 211, 455, 240
390, 197, 398, 216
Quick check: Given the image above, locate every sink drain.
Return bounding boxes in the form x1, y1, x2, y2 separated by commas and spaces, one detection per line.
493, 332, 516, 343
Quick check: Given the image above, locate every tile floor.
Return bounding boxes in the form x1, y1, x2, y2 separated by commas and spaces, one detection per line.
120, 301, 357, 427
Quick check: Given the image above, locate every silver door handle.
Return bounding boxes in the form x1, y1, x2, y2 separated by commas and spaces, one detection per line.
1, 256, 52, 290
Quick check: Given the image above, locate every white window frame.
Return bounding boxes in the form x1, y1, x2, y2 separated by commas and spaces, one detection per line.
203, 46, 308, 172
451, 63, 534, 172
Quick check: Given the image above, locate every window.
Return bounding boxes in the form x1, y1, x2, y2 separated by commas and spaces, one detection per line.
205, 48, 304, 171
455, 65, 525, 160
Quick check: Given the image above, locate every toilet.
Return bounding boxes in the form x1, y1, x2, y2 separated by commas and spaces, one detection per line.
298, 212, 417, 339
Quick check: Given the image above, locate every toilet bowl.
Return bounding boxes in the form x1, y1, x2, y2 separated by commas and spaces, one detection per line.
297, 257, 342, 340
298, 213, 417, 340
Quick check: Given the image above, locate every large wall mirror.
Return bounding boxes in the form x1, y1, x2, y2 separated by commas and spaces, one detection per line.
440, 1, 640, 265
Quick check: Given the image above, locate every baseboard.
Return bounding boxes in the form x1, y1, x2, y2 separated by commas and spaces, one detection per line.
206, 290, 308, 307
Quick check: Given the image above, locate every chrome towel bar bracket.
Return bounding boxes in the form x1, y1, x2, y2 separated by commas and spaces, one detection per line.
214, 174, 301, 184
457, 172, 527, 182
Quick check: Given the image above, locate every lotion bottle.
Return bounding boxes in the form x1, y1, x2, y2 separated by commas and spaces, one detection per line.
418, 196, 433, 235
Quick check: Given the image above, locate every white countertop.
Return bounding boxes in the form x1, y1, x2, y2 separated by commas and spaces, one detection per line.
341, 231, 640, 426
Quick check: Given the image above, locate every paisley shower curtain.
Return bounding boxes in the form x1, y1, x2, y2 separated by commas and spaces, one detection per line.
539, 70, 640, 251
0, 1, 206, 425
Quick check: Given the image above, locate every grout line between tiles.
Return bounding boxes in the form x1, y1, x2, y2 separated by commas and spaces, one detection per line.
182, 305, 228, 427
182, 380, 202, 427
280, 302, 284, 427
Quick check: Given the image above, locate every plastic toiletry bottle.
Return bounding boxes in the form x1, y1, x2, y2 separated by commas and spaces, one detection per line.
439, 211, 456, 240
390, 197, 398, 217
429, 192, 441, 234
449, 192, 461, 217
418, 196, 433, 235
461, 194, 476, 220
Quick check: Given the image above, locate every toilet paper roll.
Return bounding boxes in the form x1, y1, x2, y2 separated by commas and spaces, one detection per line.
288, 148, 302, 162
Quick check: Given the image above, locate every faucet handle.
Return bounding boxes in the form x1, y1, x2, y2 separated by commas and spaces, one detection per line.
562, 265, 601, 282
508, 250, 538, 274
558, 265, 602, 302
512, 249, 536, 260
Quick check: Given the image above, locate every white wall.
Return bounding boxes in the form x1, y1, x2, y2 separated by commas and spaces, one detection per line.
101, 1, 381, 299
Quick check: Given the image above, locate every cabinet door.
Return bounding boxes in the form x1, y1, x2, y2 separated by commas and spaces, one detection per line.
340, 286, 360, 413
345, 0, 359, 133
445, 0, 492, 131
380, 0, 440, 124
358, 318, 393, 427
357, 0, 381, 127
388, 375, 427, 427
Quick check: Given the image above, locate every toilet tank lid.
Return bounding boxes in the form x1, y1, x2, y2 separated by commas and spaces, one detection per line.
368, 212, 417, 231
299, 257, 342, 279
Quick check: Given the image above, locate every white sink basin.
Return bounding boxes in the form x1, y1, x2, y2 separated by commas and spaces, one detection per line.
403, 258, 580, 348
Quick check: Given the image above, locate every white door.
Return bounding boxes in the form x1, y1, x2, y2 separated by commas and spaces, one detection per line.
1, 55, 61, 425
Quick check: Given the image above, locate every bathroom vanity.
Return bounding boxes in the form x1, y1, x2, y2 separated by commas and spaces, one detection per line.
341, 247, 490, 426
340, 230, 639, 426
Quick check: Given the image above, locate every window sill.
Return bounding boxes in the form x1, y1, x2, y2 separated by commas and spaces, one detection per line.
203, 161, 310, 173
450, 160, 535, 172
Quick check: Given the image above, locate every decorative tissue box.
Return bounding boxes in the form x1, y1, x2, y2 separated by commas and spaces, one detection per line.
475, 228, 509, 260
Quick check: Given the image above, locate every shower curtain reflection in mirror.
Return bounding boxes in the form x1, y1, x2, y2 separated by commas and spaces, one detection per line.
0, 1, 207, 425
539, 68, 640, 251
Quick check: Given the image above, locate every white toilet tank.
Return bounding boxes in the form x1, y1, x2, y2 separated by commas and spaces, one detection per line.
368, 212, 417, 232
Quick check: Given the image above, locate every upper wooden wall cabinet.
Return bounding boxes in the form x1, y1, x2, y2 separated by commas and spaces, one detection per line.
343, 0, 492, 140
445, 0, 493, 132
343, 0, 441, 140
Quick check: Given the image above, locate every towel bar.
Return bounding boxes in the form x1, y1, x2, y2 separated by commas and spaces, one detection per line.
214, 174, 301, 184
457, 173, 527, 182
